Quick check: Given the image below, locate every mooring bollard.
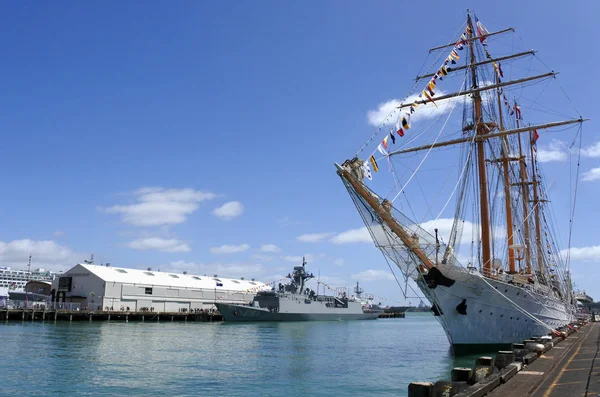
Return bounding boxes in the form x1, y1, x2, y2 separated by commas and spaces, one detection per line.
476, 356, 494, 366
494, 351, 514, 370
408, 382, 434, 397
451, 367, 472, 382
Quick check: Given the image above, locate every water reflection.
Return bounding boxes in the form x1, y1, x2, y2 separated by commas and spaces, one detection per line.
2, 313, 481, 396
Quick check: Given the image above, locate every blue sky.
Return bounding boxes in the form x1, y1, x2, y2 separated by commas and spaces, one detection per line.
0, 1, 599, 305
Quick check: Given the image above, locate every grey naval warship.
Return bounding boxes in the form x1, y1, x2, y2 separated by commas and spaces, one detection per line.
215, 258, 379, 322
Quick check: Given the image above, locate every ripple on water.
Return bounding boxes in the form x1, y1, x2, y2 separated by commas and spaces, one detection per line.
1, 313, 489, 396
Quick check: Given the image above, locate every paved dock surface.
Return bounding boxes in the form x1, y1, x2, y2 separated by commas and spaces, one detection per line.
531, 321, 600, 397
487, 322, 600, 397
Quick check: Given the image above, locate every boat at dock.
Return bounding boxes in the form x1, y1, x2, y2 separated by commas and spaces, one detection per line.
216, 258, 379, 322
335, 10, 585, 353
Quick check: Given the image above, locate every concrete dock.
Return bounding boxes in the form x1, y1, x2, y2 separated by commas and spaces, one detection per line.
488, 321, 599, 397
407, 320, 596, 397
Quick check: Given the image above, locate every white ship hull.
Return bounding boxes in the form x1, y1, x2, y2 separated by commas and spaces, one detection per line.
418, 267, 574, 353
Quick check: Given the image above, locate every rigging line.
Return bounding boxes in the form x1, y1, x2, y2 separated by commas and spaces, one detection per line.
433, 129, 477, 221
382, 120, 466, 200
478, 275, 558, 332
567, 124, 583, 273
534, 54, 583, 118
390, 77, 468, 203
356, 20, 469, 158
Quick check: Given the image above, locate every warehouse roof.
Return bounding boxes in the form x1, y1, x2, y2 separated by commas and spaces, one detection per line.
67, 263, 269, 292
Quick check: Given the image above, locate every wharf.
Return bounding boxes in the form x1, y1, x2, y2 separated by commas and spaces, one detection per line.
488, 321, 600, 397
378, 311, 406, 318
0, 309, 223, 323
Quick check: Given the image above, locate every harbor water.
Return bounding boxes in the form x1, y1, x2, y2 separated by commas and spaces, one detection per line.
1, 313, 491, 396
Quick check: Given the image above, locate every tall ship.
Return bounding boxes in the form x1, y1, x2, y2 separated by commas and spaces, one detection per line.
336, 11, 586, 353
216, 258, 378, 322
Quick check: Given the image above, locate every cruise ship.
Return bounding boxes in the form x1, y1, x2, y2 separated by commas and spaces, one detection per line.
0, 266, 60, 298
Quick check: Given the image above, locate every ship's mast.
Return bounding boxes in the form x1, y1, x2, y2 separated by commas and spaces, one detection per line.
494, 59, 516, 273
514, 102, 533, 274
529, 134, 545, 278
467, 13, 492, 276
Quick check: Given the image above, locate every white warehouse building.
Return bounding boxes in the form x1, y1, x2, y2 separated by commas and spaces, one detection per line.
51, 263, 269, 312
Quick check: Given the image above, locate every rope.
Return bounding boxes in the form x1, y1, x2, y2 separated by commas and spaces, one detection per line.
479, 274, 559, 333
434, 131, 477, 221
355, 20, 468, 158
390, 76, 467, 203
566, 124, 583, 273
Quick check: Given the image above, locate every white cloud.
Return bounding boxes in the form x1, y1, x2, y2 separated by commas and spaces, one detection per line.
562, 246, 600, 262
333, 258, 345, 266
297, 233, 334, 243
252, 254, 273, 261
165, 260, 265, 280
259, 244, 281, 253
582, 167, 600, 182
105, 187, 216, 227
0, 239, 81, 271
282, 254, 314, 263
210, 243, 250, 254
330, 228, 372, 244
127, 237, 190, 253
282, 255, 303, 262
350, 269, 395, 282
537, 140, 568, 163
212, 201, 244, 220
418, 218, 506, 246
581, 142, 600, 158
366, 91, 462, 128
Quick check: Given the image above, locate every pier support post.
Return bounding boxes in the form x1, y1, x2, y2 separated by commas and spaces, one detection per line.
22, 311, 25, 321
69, 314, 72, 322
495, 351, 514, 370
54, 311, 58, 322
451, 367, 473, 382
32, 311, 35, 322
89, 314, 92, 323
408, 382, 433, 397
42, 311, 46, 321
108, 314, 111, 321
157, 314, 159, 322
142, 316, 144, 322
476, 356, 494, 366
126, 315, 128, 323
